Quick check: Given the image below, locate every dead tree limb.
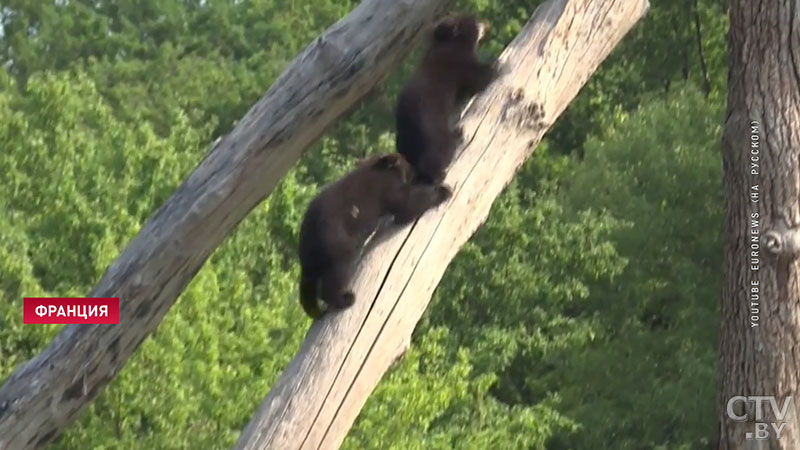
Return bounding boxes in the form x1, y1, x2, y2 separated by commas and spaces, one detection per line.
0, 1, 454, 448
233, 0, 650, 449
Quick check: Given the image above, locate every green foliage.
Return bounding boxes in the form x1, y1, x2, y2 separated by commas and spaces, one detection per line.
546, 0, 729, 154
0, 68, 311, 449
0, 1, 726, 449
546, 86, 723, 449
0, 71, 208, 293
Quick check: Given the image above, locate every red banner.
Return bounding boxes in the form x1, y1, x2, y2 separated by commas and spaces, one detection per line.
23, 297, 120, 324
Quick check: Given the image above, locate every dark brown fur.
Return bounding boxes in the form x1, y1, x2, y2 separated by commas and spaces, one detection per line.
395, 13, 497, 184
298, 153, 451, 319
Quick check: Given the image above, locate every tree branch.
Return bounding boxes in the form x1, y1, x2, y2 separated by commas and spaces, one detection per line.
763, 227, 800, 256
0, 1, 454, 448
233, 1, 650, 449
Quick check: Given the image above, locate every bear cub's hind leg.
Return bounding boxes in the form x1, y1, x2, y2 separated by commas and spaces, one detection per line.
319, 258, 357, 310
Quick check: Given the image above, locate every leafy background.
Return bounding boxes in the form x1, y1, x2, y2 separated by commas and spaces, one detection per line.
0, 0, 727, 448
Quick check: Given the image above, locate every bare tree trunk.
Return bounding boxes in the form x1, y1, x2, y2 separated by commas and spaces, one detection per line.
233, 1, 650, 449
0, 1, 454, 448
717, 0, 800, 448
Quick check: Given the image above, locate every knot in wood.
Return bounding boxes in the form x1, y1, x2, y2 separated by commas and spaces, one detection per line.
762, 228, 800, 256
501, 89, 546, 132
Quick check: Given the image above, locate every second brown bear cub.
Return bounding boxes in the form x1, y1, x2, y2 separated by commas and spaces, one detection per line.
298, 153, 450, 319
395, 13, 498, 185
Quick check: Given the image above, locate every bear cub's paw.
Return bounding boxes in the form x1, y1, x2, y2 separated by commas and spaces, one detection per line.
436, 184, 453, 204
340, 291, 355, 308
453, 125, 465, 141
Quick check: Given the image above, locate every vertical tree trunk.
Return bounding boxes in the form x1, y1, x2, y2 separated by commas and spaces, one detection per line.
718, 0, 800, 448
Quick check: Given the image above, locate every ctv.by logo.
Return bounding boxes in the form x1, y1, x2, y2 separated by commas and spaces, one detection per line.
726, 396, 793, 440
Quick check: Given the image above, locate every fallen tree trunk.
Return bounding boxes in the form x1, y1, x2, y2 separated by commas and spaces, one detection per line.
0, 1, 454, 448
233, 0, 650, 449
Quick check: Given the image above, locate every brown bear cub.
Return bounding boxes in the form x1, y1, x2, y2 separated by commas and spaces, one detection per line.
395, 13, 498, 185
298, 153, 451, 319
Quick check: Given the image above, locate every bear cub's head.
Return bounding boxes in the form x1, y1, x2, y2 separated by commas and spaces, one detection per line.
359, 153, 413, 184
432, 13, 489, 51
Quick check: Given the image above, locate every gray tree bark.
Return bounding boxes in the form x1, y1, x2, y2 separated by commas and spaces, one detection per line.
232, 1, 650, 449
0, 1, 454, 448
717, 0, 800, 448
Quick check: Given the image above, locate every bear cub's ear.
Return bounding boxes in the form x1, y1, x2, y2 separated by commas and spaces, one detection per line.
433, 20, 458, 42
373, 153, 411, 182
374, 153, 402, 169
